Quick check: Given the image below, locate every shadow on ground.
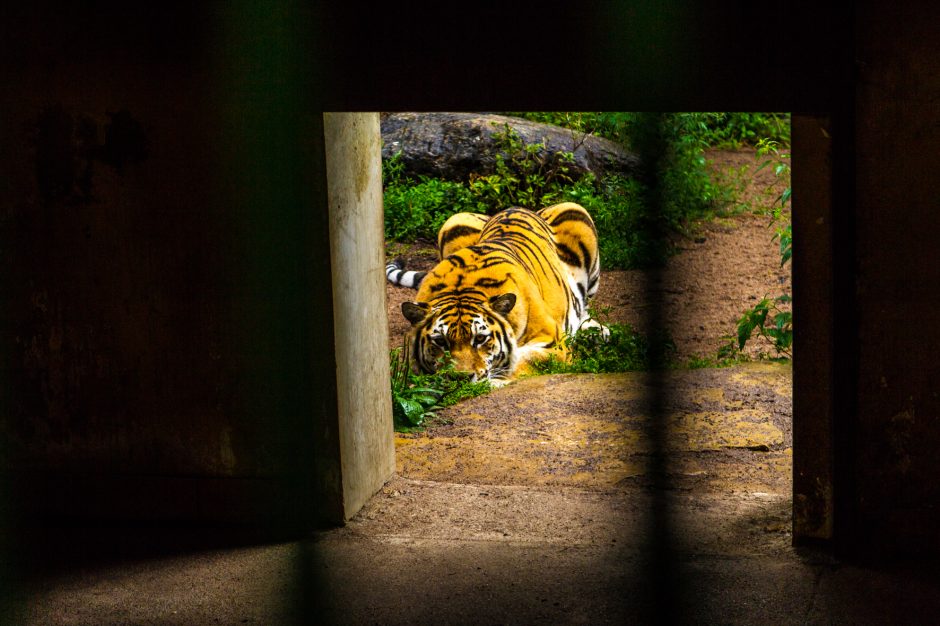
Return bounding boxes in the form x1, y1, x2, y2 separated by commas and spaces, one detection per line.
15, 365, 940, 624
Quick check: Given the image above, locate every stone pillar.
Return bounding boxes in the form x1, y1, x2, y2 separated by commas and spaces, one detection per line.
323, 112, 395, 520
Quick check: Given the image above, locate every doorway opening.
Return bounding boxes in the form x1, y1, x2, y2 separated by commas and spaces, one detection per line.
365, 112, 799, 554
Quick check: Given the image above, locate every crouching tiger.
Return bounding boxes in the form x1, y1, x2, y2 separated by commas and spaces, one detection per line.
385, 203, 605, 385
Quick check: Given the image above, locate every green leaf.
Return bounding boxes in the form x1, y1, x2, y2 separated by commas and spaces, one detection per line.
412, 394, 442, 408
737, 318, 756, 349
397, 398, 426, 426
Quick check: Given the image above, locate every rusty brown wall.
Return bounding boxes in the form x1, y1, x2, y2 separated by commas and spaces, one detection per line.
849, 2, 940, 555
1, 5, 340, 526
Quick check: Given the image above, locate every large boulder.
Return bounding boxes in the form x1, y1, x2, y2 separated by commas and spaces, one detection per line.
380, 112, 640, 182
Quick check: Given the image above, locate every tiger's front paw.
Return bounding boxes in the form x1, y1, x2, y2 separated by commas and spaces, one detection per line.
579, 318, 611, 341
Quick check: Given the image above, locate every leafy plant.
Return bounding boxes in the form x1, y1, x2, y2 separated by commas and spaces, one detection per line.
389, 342, 491, 431
755, 138, 792, 267
694, 112, 791, 149
719, 295, 792, 359
531, 309, 676, 374
383, 152, 477, 242
467, 123, 578, 213
390, 343, 442, 429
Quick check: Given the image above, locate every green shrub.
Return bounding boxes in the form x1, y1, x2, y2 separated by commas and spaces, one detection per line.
504, 111, 790, 149
467, 123, 578, 213
695, 112, 790, 149
531, 316, 676, 375
383, 153, 477, 241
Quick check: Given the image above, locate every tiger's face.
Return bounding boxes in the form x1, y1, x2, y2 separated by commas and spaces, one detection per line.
402, 293, 517, 383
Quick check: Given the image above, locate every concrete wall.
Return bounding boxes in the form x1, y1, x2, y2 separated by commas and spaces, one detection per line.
324, 113, 395, 520
848, 2, 940, 556
0, 5, 345, 528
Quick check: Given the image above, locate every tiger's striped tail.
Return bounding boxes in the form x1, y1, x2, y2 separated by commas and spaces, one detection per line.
385, 258, 427, 289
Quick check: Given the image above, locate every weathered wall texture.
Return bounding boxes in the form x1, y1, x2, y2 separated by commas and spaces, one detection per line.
852, 2, 940, 554
1, 6, 337, 526
324, 113, 395, 520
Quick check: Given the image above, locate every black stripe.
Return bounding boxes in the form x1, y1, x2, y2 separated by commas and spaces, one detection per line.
446, 254, 466, 268
481, 256, 510, 269
555, 242, 581, 267
548, 208, 597, 233
578, 241, 593, 274
389, 269, 427, 288
475, 276, 509, 288
491, 316, 513, 364
439, 224, 482, 253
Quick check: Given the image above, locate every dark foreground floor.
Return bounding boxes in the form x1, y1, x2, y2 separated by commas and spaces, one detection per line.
9, 368, 940, 624
7, 495, 940, 626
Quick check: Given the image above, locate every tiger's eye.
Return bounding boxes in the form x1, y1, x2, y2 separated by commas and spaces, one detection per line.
473, 334, 492, 347
431, 335, 448, 348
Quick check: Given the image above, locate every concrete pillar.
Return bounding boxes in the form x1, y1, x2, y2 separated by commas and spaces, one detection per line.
791, 115, 834, 542
323, 112, 395, 520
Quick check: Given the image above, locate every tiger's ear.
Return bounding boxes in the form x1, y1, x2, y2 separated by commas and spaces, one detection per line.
489, 293, 516, 317
401, 301, 431, 326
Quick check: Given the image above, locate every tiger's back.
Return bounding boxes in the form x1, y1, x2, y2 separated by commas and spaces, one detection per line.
387, 203, 601, 383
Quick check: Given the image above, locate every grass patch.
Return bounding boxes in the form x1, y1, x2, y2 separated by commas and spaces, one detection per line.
530, 319, 676, 375
685, 352, 753, 369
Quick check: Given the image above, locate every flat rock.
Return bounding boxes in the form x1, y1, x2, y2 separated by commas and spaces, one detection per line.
380, 112, 641, 181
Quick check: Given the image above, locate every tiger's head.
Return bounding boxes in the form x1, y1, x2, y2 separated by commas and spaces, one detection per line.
401, 292, 518, 383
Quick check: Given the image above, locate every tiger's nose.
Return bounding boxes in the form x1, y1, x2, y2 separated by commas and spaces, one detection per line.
471, 369, 487, 382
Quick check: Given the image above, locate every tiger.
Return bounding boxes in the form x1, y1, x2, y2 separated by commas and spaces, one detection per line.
385, 202, 604, 386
